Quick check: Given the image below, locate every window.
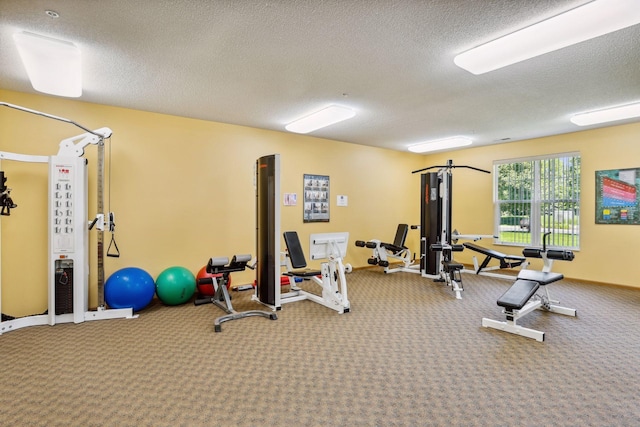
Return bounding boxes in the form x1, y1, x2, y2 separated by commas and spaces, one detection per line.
494, 153, 580, 249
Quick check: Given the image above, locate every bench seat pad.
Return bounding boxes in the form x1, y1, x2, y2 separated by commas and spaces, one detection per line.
497, 279, 540, 310
284, 269, 321, 277
517, 269, 563, 285
443, 261, 464, 272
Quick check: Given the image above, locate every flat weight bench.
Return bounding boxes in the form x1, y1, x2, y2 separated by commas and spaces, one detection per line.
463, 242, 527, 274
482, 269, 576, 342
194, 254, 277, 332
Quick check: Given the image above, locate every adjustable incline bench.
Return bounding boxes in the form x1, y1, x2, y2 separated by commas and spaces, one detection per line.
194, 254, 277, 332
463, 242, 527, 276
482, 238, 576, 342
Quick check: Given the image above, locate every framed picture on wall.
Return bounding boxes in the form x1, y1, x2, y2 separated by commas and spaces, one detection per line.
595, 167, 640, 224
303, 174, 329, 222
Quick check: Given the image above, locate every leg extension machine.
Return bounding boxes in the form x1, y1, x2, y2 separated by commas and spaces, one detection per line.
354, 224, 419, 274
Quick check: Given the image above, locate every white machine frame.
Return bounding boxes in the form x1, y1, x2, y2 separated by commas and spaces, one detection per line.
428, 242, 465, 299
481, 249, 577, 342
356, 225, 421, 275
279, 232, 351, 314
378, 246, 419, 273
0, 103, 135, 335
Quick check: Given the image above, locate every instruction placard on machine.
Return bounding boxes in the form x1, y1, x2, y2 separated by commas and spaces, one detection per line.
52, 163, 75, 252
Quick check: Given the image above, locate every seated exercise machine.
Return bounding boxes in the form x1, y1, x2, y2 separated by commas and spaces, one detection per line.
429, 231, 499, 299
280, 231, 350, 314
194, 254, 276, 332
410, 160, 492, 299
429, 242, 466, 299
354, 221, 472, 297
462, 242, 528, 278
482, 233, 576, 342
354, 224, 420, 274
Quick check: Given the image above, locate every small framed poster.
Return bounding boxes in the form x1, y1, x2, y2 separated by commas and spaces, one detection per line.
284, 193, 297, 206
303, 174, 329, 222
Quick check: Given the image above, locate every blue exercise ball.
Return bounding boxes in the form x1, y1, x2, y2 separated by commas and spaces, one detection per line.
105, 267, 156, 312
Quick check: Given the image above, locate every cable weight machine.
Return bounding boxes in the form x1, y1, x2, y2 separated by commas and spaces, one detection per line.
411, 160, 491, 298
0, 102, 136, 335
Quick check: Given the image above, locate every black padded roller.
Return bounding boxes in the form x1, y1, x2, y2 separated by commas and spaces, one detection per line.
523, 247, 574, 261
546, 250, 575, 261
522, 248, 542, 258
232, 254, 252, 263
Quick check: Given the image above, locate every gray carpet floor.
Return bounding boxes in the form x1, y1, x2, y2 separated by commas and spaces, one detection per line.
1, 268, 639, 426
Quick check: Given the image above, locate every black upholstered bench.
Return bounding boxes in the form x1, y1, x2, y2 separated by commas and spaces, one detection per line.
497, 279, 540, 310
482, 268, 575, 342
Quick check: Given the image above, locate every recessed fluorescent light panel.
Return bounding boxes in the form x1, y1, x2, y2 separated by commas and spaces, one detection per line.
570, 102, 640, 126
285, 105, 356, 134
13, 31, 82, 97
408, 137, 472, 153
454, 0, 640, 75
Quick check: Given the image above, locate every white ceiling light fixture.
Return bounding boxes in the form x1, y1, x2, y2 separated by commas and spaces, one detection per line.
285, 105, 356, 134
13, 31, 82, 97
408, 136, 472, 153
454, 0, 640, 75
570, 102, 640, 126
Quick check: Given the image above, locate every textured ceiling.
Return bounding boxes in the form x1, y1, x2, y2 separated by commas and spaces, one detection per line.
1, 0, 639, 153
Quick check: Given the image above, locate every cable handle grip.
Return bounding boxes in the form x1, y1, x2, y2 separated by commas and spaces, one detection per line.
88, 217, 99, 230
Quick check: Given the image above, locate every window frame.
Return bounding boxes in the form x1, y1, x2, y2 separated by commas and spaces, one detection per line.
493, 152, 581, 249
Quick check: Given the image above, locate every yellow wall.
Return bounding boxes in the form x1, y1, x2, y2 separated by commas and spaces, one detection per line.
1, 89, 639, 316
0, 90, 424, 316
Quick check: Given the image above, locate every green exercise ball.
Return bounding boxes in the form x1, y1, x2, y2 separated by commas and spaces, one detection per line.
155, 266, 196, 305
